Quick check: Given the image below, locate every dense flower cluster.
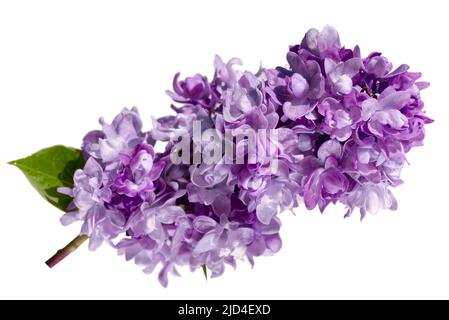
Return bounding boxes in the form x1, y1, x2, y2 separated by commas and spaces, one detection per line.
59, 26, 431, 286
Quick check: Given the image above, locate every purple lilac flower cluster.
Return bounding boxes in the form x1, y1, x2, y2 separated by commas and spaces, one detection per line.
59, 26, 431, 286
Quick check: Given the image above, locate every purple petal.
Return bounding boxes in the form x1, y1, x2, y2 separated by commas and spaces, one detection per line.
193, 216, 217, 233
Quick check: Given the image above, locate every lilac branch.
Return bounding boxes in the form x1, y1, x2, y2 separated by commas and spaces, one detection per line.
45, 235, 88, 268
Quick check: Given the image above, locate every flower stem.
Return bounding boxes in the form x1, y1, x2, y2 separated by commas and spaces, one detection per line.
45, 235, 88, 268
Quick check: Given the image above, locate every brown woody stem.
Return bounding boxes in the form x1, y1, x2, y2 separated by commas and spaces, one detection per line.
45, 235, 88, 268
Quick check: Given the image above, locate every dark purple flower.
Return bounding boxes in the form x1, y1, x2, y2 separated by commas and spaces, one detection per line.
304, 166, 350, 212
166, 73, 211, 107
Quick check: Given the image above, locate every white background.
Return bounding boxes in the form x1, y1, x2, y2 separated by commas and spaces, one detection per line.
1, 0, 448, 299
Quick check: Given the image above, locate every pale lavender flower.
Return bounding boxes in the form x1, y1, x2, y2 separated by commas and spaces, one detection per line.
58, 26, 431, 287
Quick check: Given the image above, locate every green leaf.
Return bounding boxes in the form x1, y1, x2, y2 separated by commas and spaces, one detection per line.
9, 145, 85, 211
201, 264, 208, 281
